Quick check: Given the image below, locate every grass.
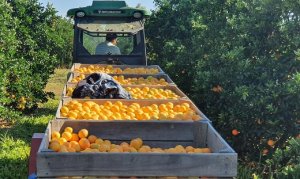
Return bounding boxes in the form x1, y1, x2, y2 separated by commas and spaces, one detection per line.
0, 68, 68, 178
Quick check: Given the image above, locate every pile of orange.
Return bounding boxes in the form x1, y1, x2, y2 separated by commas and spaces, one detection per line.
113, 75, 169, 85
49, 127, 211, 153
74, 65, 160, 75
125, 87, 180, 99
66, 86, 180, 100
71, 74, 168, 85
60, 100, 202, 121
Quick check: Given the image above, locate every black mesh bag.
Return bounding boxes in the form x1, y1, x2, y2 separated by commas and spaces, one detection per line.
71, 73, 131, 99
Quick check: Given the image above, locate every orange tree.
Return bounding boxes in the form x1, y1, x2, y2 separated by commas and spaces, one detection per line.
146, 0, 300, 172
0, 0, 72, 118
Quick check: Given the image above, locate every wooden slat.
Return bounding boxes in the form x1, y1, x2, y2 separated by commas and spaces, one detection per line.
206, 123, 236, 154
51, 120, 195, 141
37, 153, 236, 177
192, 122, 208, 148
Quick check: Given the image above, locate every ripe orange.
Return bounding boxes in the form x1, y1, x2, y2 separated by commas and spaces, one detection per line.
267, 139, 275, 147
232, 129, 240, 136
70, 141, 81, 152
185, 146, 194, 152
64, 127, 73, 133
70, 133, 79, 142
51, 131, 60, 139
88, 135, 98, 143
79, 138, 90, 150
91, 143, 100, 150
49, 141, 61, 152
62, 131, 72, 141
130, 138, 143, 150
78, 129, 89, 139
95, 138, 104, 144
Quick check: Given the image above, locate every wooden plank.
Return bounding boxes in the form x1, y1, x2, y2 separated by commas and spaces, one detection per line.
55, 99, 210, 122
206, 123, 236, 153
192, 122, 208, 148
38, 123, 51, 152
50, 120, 195, 141
37, 153, 236, 177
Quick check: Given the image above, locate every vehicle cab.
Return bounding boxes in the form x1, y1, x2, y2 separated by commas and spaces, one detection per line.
67, 0, 150, 65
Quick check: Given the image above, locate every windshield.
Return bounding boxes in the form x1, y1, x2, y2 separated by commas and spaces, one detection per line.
82, 32, 134, 55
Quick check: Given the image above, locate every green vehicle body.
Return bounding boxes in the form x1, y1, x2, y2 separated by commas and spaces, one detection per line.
67, 0, 150, 18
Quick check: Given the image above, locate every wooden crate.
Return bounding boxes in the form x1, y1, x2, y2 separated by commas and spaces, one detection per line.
70, 63, 165, 75
67, 73, 175, 85
37, 120, 237, 178
62, 84, 188, 99
55, 99, 210, 121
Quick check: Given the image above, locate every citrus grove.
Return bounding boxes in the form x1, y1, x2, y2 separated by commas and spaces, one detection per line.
0, 0, 299, 178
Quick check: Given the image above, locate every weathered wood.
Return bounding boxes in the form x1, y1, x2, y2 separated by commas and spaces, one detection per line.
37, 153, 236, 177
55, 99, 210, 122
50, 120, 195, 142
206, 123, 236, 154
192, 122, 208, 148
37, 120, 237, 177
70, 63, 165, 75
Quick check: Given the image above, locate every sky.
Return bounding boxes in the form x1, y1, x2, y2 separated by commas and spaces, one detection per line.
38, 0, 156, 17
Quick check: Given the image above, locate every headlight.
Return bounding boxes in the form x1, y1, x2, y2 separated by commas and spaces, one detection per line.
133, 11, 142, 18
76, 11, 85, 17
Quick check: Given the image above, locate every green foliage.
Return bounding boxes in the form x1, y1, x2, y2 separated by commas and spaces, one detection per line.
265, 138, 300, 179
146, 0, 300, 169
0, 0, 72, 118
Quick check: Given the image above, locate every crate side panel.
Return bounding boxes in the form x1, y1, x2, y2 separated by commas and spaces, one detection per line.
37, 153, 237, 177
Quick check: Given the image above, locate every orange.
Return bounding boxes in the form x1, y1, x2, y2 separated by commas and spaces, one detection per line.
64, 127, 73, 133
91, 143, 100, 149
51, 131, 60, 139
78, 129, 89, 139
62, 142, 71, 148
109, 148, 120, 153
70, 133, 79, 142
104, 140, 111, 146
88, 135, 98, 143
58, 138, 67, 145
99, 144, 111, 152
67, 147, 76, 153
70, 141, 81, 152
111, 105, 120, 113
130, 138, 143, 150
232, 129, 239, 136
49, 141, 61, 152
95, 138, 104, 144
79, 138, 90, 150
194, 148, 204, 153
129, 147, 138, 153
185, 146, 194, 153
62, 132, 72, 141
267, 139, 275, 147
60, 106, 69, 114
192, 115, 202, 121
201, 148, 211, 153
58, 145, 69, 153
